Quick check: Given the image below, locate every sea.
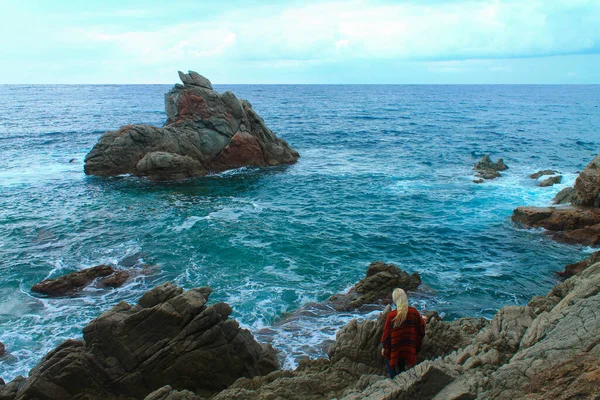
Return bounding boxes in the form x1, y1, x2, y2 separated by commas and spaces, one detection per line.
0, 84, 598, 381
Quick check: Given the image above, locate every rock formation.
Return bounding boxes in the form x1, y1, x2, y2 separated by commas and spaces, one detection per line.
326, 262, 421, 311
512, 154, 600, 246
84, 71, 299, 180
31, 265, 138, 296
530, 169, 558, 179
2, 283, 279, 400
2, 252, 599, 400
538, 175, 562, 187
473, 154, 508, 182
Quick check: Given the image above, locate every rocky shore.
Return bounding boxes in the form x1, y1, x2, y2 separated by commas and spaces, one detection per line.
2, 252, 599, 399
512, 154, 600, 246
84, 71, 299, 180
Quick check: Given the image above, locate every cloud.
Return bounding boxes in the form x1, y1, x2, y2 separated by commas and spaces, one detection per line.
65, 0, 600, 65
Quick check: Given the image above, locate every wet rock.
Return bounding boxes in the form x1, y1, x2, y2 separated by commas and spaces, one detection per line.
96, 270, 130, 288
84, 71, 299, 181
572, 154, 600, 207
327, 262, 421, 311
530, 169, 558, 179
472, 179, 484, 184
511, 206, 600, 246
11, 283, 279, 400
552, 187, 576, 204
539, 175, 562, 187
473, 154, 507, 181
31, 265, 116, 296
0, 342, 4, 357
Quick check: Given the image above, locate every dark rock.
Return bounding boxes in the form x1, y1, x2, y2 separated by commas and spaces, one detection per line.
475, 169, 501, 180
144, 385, 202, 400
0, 342, 4, 357
0, 376, 26, 400
96, 270, 130, 288
530, 169, 558, 179
472, 179, 484, 184
474, 154, 508, 172
327, 262, 421, 311
84, 71, 299, 181
31, 265, 115, 296
552, 187, 576, 204
572, 154, 600, 207
511, 206, 600, 246
539, 175, 562, 187
68, 158, 76, 163
13, 283, 279, 400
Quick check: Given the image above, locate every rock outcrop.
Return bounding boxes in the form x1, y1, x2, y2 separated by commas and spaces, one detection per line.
473, 154, 508, 182
512, 154, 600, 246
539, 175, 562, 187
31, 265, 138, 296
84, 71, 299, 180
530, 169, 558, 179
2, 283, 279, 400
326, 262, 421, 311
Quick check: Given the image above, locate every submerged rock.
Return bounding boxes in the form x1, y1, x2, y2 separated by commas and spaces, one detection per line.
530, 169, 558, 179
327, 262, 421, 311
84, 71, 299, 180
473, 154, 508, 181
6, 283, 279, 400
31, 265, 116, 296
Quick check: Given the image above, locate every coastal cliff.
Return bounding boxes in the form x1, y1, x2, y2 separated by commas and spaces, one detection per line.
2, 255, 599, 399
84, 71, 299, 180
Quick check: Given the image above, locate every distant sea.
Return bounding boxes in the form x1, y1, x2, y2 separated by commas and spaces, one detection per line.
0, 84, 598, 380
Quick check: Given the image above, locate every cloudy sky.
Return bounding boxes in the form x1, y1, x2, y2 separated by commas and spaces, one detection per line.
1, 0, 599, 83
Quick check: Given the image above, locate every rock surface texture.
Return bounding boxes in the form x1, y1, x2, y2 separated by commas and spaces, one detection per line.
327, 262, 421, 311
2, 283, 279, 400
473, 154, 508, 182
84, 71, 299, 180
512, 154, 600, 246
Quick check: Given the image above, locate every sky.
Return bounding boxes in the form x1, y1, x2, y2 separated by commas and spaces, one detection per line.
1, 0, 599, 84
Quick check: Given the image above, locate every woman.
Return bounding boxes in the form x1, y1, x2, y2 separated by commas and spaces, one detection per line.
380, 288, 426, 378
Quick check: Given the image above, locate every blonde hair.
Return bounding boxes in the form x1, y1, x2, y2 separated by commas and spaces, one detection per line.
392, 288, 408, 328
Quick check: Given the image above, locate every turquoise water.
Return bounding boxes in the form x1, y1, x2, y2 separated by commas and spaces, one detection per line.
0, 84, 598, 379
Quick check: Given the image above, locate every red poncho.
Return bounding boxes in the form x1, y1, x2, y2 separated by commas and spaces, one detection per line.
380, 306, 426, 367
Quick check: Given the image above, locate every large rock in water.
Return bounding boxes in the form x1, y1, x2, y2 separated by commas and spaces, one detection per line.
5, 283, 279, 400
327, 262, 421, 311
84, 71, 299, 180
572, 154, 600, 207
31, 265, 128, 296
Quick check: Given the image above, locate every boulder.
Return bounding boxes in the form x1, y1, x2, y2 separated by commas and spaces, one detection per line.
572, 154, 600, 207
530, 170, 558, 179
539, 175, 562, 187
31, 265, 116, 296
473, 154, 508, 181
84, 71, 299, 180
9, 283, 279, 400
327, 262, 421, 311
552, 187, 576, 204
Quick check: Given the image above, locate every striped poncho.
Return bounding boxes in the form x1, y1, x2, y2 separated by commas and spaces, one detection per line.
380, 306, 426, 367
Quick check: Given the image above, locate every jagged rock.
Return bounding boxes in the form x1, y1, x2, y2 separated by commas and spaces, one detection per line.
327, 262, 421, 311
96, 270, 130, 288
31, 265, 116, 296
552, 187, 576, 204
9, 283, 279, 400
572, 154, 600, 207
474, 155, 508, 172
84, 71, 299, 180
144, 385, 202, 400
557, 251, 600, 278
475, 169, 501, 180
511, 206, 600, 246
539, 175, 562, 187
530, 169, 559, 179
419, 317, 489, 361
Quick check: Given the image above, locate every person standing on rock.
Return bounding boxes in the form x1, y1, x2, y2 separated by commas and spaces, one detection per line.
380, 288, 426, 378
